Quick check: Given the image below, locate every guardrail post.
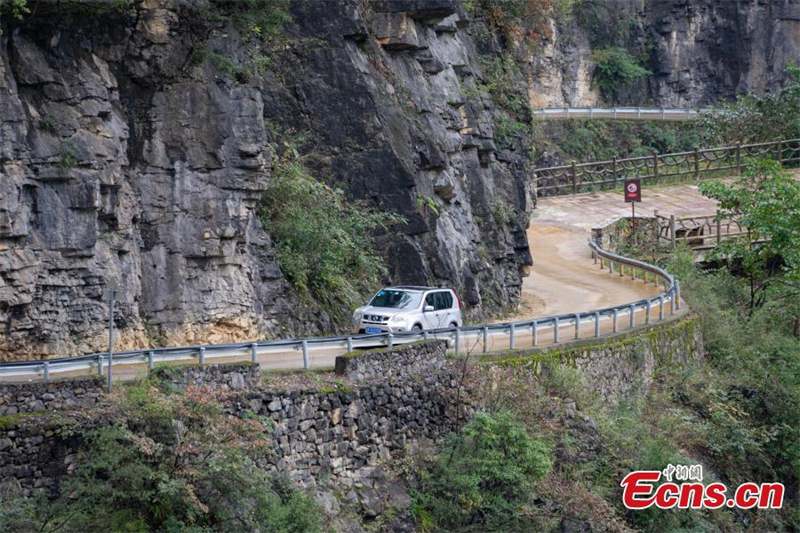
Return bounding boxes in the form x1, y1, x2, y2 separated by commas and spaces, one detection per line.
97, 354, 103, 376
777, 139, 783, 163
653, 152, 659, 185
631, 265, 636, 281
553, 317, 560, 343
454, 328, 461, 356
387, 334, 394, 349
148, 350, 155, 371
482, 326, 489, 353
645, 300, 651, 324
346, 336, 353, 352
609, 261, 614, 275
574, 313, 581, 339
198, 346, 205, 365
612, 156, 618, 189
250, 343, 257, 363
571, 161, 578, 195
670, 289, 676, 315
423, 330, 429, 342
509, 323, 516, 349
532, 321, 538, 346
659, 296, 665, 321
613, 309, 619, 333
302, 340, 310, 369
694, 147, 700, 178
43, 362, 50, 383
629, 304, 636, 328
637, 106, 641, 119
594, 312, 600, 337
675, 280, 681, 310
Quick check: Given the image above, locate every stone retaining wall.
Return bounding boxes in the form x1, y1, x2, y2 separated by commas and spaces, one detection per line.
0, 343, 471, 493
591, 215, 660, 254
334, 340, 448, 382
0, 376, 104, 416
235, 369, 468, 488
488, 314, 703, 399
153, 361, 261, 390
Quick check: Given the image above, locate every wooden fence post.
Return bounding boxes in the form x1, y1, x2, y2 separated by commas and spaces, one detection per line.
694, 147, 700, 179
612, 156, 618, 189
653, 152, 659, 185
778, 139, 783, 164
736, 143, 741, 175
670, 214, 676, 248
571, 161, 577, 195
716, 210, 722, 245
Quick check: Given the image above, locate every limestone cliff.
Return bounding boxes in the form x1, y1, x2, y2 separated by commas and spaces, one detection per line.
530, 0, 800, 107
0, 0, 533, 359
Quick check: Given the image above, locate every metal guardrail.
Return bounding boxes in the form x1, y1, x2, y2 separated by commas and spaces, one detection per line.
0, 237, 681, 383
533, 106, 702, 121
535, 138, 800, 196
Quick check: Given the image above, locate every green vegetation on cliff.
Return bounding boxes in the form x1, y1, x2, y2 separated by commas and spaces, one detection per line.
0, 376, 322, 533
411, 411, 552, 531
257, 143, 404, 319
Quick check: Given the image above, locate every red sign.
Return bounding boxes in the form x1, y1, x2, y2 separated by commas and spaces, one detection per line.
624, 179, 641, 203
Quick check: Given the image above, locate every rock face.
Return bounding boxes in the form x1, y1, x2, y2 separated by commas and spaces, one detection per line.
1, 0, 795, 360
530, 0, 800, 106
0, 1, 293, 359
0, 0, 533, 360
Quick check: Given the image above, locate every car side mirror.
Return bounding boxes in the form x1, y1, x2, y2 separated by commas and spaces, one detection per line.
424, 305, 434, 312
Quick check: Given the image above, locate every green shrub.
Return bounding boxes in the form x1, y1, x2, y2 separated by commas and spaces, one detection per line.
591, 47, 651, 96
257, 144, 404, 320
1, 378, 323, 532
412, 411, 552, 531
702, 63, 800, 144
490, 197, 515, 226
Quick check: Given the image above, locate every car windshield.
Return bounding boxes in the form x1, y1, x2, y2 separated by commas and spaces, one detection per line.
369, 290, 422, 309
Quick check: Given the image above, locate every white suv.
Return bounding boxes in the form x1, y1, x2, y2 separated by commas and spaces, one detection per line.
352, 286, 463, 334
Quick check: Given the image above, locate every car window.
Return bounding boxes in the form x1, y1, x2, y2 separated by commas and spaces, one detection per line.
369, 290, 422, 309
441, 292, 454, 309
433, 292, 452, 310
425, 293, 436, 309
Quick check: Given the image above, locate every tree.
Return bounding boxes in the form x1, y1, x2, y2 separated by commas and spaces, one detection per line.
411, 411, 552, 532
702, 63, 800, 144
699, 158, 800, 314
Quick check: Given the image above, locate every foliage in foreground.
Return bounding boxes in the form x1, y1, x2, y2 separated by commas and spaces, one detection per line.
411, 411, 552, 532
699, 158, 800, 312
0, 378, 323, 533
257, 143, 404, 321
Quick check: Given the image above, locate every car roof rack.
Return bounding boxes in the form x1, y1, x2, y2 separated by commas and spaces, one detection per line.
386, 285, 439, 291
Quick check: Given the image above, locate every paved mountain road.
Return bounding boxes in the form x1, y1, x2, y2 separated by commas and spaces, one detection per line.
508, 182, 721, 322
5, 182, 729, 383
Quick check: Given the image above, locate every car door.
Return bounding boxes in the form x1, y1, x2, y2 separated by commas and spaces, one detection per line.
422, 292, 444, 330
435, 291, 453, 326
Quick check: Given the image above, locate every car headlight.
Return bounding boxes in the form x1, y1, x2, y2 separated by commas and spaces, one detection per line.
389, 315, 406, 324
352, 312, 362, 323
